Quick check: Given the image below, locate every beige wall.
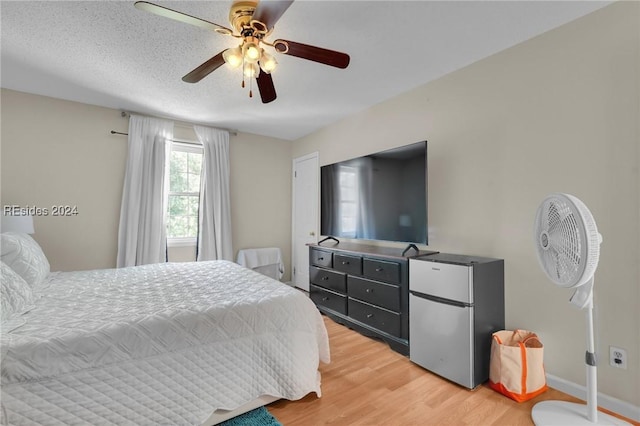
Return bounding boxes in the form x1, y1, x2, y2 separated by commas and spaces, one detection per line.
1, 90, 128, 271
293, 2, 639, 407
1, 89, 293, 281
230, 131, 293, 281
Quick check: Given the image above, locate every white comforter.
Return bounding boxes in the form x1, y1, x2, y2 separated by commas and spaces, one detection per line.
1, 260, 330, 425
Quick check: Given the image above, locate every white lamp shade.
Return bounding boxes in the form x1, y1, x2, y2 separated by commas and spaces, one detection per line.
243, 62, 259, 78
259, 52, 277, 74
222, 46, 243, 68
1, 215, 35, 234
242, 42, 261, 63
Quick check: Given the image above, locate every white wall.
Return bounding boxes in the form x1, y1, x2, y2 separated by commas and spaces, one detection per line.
1, 89, 293, 281
293, 2, 639, 407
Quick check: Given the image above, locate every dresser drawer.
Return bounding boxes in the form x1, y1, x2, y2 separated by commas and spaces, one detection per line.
334, 254, 362, 276
310, 248, 333, 268
310, 266, 346, 293
363, 258, 401, 284
348, 299, 401, 337
348, 276, 400, 312
310, 285, 347, 315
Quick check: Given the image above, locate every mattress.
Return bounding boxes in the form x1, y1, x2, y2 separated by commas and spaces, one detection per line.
1, 260, 330, 425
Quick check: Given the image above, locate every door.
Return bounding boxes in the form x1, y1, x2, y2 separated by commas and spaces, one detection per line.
409, 293, 474, 388
292, 152, 319, 291
409, 259, 473, 303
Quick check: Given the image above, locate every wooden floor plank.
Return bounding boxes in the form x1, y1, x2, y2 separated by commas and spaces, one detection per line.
268, 316, 638, 425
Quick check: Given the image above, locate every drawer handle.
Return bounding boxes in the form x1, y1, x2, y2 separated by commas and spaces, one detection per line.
375, 267, 384, 272
318, 257, 324, 260
342, 261, 350, 265
322, 297, 329, 301
432, 267, 440, 271
365, 288, 373, 293
366, 313, 374, 318
321, 276, 329, 281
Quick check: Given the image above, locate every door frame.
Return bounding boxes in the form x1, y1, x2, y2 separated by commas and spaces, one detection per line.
291, 152, 319, 289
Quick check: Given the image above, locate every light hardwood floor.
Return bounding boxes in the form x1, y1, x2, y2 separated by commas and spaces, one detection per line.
268, 316, 638, 426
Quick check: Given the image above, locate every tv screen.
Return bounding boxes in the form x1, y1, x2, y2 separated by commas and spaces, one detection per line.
320, 141, 427, 244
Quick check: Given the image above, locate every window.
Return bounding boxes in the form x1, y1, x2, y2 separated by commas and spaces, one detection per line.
167, 143, 203, 243
338, 165, 358, 238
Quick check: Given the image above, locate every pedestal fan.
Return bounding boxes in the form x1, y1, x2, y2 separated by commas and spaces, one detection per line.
531, 193, 629, 425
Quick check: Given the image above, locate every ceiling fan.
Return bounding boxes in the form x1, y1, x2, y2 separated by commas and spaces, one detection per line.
134, 0, 351, 104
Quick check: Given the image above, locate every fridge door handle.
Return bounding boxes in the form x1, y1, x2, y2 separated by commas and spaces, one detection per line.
409, 291, 469, 308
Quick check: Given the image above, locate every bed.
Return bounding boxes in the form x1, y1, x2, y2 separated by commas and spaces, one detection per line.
0, 232, 330, 425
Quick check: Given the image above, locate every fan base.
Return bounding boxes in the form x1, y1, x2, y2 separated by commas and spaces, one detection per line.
532, 401, 630, 425
229, 1, 258, 32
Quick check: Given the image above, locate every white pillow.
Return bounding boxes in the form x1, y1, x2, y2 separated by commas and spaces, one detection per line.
1, 261, 35, 322
1, 232, 50, 288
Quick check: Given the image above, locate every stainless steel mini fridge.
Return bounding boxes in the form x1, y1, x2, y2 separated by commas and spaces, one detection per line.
409, 253, 504, 389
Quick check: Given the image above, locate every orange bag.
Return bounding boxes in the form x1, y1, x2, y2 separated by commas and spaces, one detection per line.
488, 330, 548, 402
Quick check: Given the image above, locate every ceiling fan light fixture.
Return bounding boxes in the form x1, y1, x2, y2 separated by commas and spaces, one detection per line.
243, 62, 259, 78
136, 0, 350, 104
259, 51, 278, 74
242, 39, 262, 63
222, 46, 243, 68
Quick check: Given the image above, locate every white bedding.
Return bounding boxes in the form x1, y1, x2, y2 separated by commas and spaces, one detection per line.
1, 260, 330, 425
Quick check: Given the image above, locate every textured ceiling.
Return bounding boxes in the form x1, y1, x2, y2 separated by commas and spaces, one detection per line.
1, 1, 610, 140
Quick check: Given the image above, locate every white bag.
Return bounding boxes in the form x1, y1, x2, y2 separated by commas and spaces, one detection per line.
488, 329, 548, 402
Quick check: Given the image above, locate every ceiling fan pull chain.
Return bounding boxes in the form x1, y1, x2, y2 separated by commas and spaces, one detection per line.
249, 77, 253, 98
241, 55, 246, 88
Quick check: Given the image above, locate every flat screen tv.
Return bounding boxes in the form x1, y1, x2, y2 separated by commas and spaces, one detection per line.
320, 141, 427, 245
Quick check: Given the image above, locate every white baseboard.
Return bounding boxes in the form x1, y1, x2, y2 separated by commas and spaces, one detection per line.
546, 374, 640, 422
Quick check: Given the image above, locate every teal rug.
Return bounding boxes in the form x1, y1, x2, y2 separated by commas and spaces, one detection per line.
219, 407, 282, 426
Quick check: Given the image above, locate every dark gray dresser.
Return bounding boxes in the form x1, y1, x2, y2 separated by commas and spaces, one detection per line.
308, 242, 436, 355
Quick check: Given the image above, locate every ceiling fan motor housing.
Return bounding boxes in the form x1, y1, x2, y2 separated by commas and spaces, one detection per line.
534, 193, 601, 288
229, 0, 259, 33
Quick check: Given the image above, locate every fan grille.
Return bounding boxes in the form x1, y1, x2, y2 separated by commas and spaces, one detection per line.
534, 193, 600, 288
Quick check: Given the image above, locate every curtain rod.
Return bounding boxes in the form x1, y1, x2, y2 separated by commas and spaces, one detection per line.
119, 111, 238, 136
110, 130, 202, 146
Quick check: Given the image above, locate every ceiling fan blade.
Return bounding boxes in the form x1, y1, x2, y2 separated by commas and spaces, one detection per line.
256, 70, 277, 103
134, 1, 233, 35
273, 39, 350, 69
251, 0, 294, 30
182, 52, 226, 83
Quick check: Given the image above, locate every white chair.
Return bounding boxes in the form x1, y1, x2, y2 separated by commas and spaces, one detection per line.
236, 247, 284, 281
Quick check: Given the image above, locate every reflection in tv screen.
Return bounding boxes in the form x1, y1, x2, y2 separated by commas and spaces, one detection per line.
320, 141, 427, 244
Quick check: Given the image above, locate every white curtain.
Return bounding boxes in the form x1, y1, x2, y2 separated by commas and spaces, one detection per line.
355, 157, 375, 239
117, 114, 173, 267
194, 125, 233, 261
320, 164, 339, 235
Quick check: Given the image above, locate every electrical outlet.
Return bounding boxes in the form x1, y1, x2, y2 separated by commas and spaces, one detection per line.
609, 346, 627, 369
